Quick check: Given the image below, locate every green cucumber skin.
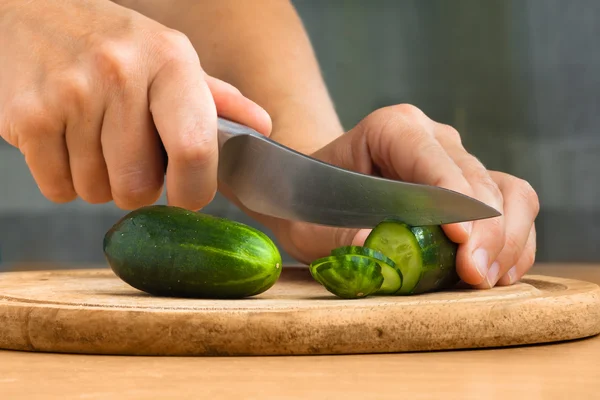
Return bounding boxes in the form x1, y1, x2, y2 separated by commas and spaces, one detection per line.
409, 225, 460, 294
309, 254, 384, 299
363, 221, 422, 295
365, 219, 459, 295
330, 246, 398, 268
330, 245, 402, 295
103, 205, 282, 299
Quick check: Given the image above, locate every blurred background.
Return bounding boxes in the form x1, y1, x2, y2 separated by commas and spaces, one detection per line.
1, 0, 598, 269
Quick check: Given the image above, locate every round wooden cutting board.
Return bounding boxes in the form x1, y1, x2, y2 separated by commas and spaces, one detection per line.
1, 266, 599, 356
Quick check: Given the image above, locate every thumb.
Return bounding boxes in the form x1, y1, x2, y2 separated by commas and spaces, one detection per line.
204, 75, 272, 136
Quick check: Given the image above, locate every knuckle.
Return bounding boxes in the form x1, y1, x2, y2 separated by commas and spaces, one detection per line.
19, 115, 56, 143
516, 178, 540, 216
523, 227, 537, 267
154, 29, 197, 65
480, 175, 502, 198
464, 160, 502, 197
521, 247, 537, 269
462, 154, 487, 174
388, 103, 426, 121
411, 142, 445, 184
52, 71, 91, 110
91, 40, 135, 87
485, 216, 506, 244
112, 169, 162, 208
361, 104, 433, 149
365, 104, 425, 128
503, 233, 523, 260
172, 140, 216, 167
439, 124, 462, 144
9, 99, 61, 148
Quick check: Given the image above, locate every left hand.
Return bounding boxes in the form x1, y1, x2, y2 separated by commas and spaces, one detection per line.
257, 105, 540, 289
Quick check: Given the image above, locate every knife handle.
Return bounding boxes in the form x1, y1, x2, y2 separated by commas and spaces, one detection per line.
160, 117, 262, 171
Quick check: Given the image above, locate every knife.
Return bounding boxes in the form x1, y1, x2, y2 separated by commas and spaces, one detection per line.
215, 117, 501, 228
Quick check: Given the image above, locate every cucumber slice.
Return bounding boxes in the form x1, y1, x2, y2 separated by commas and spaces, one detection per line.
308, 255, 338, 287
364, 221, 423, 295
330, 245, 397, 268
364, 219, 459, 295
330, 246, 402, 295
309, 254, 384, 299
375, 262, 403, 295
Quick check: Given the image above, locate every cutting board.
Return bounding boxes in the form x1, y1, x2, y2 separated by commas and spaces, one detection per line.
1, 266, 599, 356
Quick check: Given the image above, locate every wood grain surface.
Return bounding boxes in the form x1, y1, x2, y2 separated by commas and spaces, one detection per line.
1, 264, 600, 356
1, 263, 600, 399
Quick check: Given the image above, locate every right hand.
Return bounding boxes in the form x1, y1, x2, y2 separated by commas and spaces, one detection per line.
0, 0, 271, 210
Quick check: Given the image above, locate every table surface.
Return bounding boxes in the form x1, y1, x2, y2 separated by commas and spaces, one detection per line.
2, 263, 600, 400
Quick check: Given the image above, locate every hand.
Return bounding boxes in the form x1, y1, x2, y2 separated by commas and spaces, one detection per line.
265, 105, 539, 289
0, 0, 271, 211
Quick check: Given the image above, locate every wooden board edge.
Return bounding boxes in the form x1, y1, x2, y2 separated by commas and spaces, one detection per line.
0, 278, 599, 356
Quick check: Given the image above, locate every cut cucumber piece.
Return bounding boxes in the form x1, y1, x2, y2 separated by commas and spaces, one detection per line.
376, 261, 403, 295
330, 245, 402, 295
364, 219, 459, 295
330, 245, 397, 268
308, 255, 338, 287
309, 254, 384, 299
364, 221, 423, 295
408, 225, 459, 294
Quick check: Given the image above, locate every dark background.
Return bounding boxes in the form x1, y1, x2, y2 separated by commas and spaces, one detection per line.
1, 0, 598, 268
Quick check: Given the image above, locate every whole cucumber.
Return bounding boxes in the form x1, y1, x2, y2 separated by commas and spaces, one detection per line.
103, 205, 282, 299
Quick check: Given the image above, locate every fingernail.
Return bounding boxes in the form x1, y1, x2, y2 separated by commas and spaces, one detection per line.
472, 248, 489, 279
485, 262, 500, 288
506, 266, 517, 284
461, 222, 473, 236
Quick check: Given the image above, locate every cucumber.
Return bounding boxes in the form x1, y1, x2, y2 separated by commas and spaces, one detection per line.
309, 254, 384, 299
330, 246, 402, 295
364, 219, 459, 295
103, 205, 282, 299
330, 246, 397, 268
408, 225, 460, 294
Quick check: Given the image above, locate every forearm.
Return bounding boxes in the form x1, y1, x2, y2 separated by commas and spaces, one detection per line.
113, 0, 344, 154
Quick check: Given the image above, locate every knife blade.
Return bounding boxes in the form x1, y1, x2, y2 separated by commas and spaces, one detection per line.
216, 117, 501, 228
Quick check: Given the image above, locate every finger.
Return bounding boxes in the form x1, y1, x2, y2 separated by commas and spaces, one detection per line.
436, 130, 506, 286
472, 171, 539, 288
359, 106, 476, 243
102, 82, 164, 210
204, 75, 272, 136
63, 75, 112, 204
497, 224, 537, 286
282, 221, 362, 264
149, 37, 218, 211
0, 111, 17, 148
19, 114, 76, 203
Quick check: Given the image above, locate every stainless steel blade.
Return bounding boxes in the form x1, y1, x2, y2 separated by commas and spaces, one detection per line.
217, 118, 501, 228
